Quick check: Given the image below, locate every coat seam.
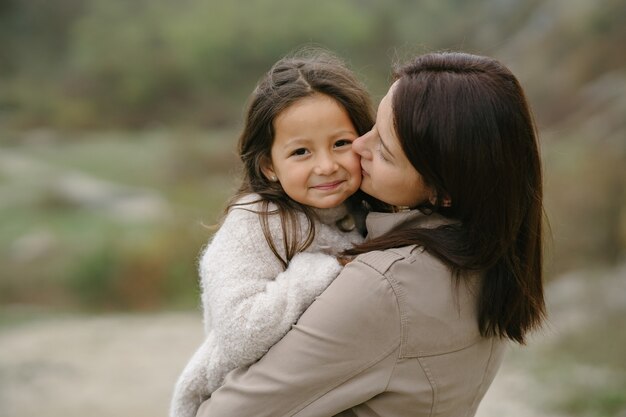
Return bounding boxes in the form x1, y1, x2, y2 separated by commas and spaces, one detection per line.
383, 355, 399, 393
465, 337, 496, 416
288, 340, 401, 417
382, 274, 404, 393
385, 273, 409, 357
409, 336, 484, 358
416, 356, 437, 417
289, 269, 403, 417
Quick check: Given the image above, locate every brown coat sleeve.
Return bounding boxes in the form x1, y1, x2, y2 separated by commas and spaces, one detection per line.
196, 260, 402, 417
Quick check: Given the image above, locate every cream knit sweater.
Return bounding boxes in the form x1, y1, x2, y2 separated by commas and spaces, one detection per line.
169, 195, 364, 417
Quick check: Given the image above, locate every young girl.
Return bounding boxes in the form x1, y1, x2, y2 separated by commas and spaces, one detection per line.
169, 50, 380, 417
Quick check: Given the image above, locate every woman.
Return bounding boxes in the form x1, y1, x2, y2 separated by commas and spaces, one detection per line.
195, 52, 546, 417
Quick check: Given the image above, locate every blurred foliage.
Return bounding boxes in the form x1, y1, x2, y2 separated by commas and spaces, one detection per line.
2, 0, 624, 129
0, 0, 624, 329
2, 0, 379, 128
0, 130, 238, 310
0, 0, 574, 129
68, 223, 203, 310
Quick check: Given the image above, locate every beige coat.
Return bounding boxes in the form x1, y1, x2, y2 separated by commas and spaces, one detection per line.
196, 210, 506, 417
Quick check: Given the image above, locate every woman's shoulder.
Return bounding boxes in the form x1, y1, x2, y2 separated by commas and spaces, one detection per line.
353, 246, 483, 356
331, 255, 402, 318
351, 245, 460, 303
352, 248, 410, 276
352, 244, 435, 276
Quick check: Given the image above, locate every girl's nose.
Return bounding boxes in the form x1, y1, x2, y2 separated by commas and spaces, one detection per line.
314, 154, 339, 175
353, 130, 373, 160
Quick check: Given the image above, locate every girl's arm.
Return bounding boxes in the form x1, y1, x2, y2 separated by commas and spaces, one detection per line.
196, 259, 402, 417
169, 336, 213, 417
201, 204, 344, 368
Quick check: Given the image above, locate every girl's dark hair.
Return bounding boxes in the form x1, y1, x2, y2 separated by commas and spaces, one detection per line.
228, 48, 382, 269
347, 52, 545, 344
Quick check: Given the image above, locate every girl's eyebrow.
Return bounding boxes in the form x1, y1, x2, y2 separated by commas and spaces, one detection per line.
281, 137, 310, 148
332, 130, 358, 137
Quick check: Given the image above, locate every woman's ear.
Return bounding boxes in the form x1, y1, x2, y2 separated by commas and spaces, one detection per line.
428, 190, 438, 206
429, 191, 452, 207
260, 159, 278, 182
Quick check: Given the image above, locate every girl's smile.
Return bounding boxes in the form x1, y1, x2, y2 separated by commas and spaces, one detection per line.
311, 180, 345, 191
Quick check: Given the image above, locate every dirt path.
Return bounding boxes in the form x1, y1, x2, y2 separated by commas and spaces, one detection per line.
0, 312, 552, 417
0, 312, 203, 417
2, 265, 624, 417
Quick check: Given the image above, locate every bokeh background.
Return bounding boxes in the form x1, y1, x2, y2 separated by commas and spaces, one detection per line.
0, 0, 625, 416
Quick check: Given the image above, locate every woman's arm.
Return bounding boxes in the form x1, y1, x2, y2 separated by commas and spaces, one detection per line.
196, 259, 402, 417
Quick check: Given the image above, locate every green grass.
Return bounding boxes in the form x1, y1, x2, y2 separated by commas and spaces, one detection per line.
554, 310, 626, 369
1, 129, 240, 310
528, 282, 626, 417
552, 311, 626, 416
560, 386, 626, 417
17, 129, 239, 189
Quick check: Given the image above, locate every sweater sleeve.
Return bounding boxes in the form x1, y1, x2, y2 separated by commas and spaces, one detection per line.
199, 205, 343, 370
169, 336, 213, 417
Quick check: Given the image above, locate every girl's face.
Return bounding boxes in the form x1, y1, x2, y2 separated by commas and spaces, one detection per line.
262, 94, 362, 209
353, 84, 433, 208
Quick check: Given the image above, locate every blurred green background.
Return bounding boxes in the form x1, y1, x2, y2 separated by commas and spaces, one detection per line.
0, 0, 625, 416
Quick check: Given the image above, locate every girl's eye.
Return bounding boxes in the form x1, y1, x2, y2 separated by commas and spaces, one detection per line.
334, 139, 353, 148
290, 148, 309, 157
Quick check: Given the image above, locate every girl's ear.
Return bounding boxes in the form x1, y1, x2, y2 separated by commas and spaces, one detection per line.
260, 158, 278, 182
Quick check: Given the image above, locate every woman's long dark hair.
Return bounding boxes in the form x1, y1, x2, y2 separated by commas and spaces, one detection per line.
228, 48, 385, 269
347, 52, 545, 344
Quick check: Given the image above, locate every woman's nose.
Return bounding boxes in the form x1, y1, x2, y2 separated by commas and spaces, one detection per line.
353, 130, 373, 160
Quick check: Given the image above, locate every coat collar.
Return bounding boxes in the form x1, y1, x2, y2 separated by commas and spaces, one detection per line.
365, 210, 456, 240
